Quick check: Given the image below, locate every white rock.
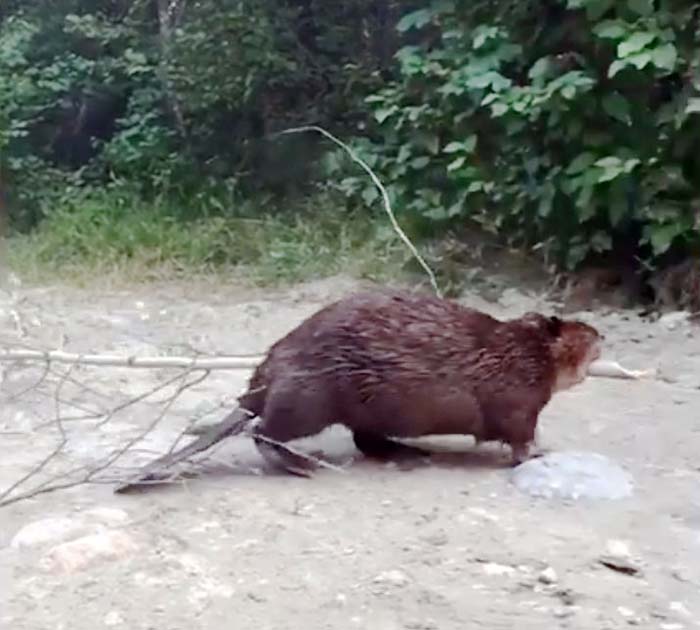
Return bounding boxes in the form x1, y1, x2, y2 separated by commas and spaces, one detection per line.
538, 567, 558, 584
482, 562, 516, 577
11, 517, 87, 549
103, 611, 124, 627
41, 530, 137, 574
669, 601, 691, 617
606, 539, 631, 558
373, 569, 409, 586
659, 311, 690, 330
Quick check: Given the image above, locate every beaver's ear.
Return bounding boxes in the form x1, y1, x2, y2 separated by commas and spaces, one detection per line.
521, 312, 563, 337
546, 315, 563, 338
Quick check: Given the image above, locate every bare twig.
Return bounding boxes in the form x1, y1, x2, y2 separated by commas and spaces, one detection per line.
0, 367, 210, 507
0, 364, 75, 505
277, 125, 442, 298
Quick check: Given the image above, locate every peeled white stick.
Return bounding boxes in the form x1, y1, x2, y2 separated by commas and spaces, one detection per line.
0, 349, 655, 380
587, 359, 657, 380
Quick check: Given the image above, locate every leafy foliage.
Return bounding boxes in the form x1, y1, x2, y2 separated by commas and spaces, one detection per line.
344, 0, 700, 269
1, 0, 700, 277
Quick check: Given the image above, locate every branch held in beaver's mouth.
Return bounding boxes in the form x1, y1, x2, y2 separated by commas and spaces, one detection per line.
587, 359, 657, 380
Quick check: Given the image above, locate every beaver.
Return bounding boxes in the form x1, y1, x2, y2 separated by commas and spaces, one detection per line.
115, 289, 602, 492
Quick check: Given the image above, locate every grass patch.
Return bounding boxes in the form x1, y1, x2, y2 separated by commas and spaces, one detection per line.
5, 189, 414, 287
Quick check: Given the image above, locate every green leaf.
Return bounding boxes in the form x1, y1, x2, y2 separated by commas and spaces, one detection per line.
528, 57, 551, 80
414, 131, 440, 155
472, 26, 498, 50
443, 141, 464, 154
591, 231, 613, 252
617, 32, 655, 57
397, 144, 411, 163
623, 158, 641, 173
569, 0, 615, 19
567, 152, 597, 175
627, 0, 654, 16
576, 186, 596, 218
594, 20, 627, 40
602, 92, 632, 124
685, 98, 700, 114
490, 102, 509, 117
608, 59, 628, 77
561, 85, 577, 99
361, 186, 379, 206
651, 44, 678, 71
595, 156, 623, 169
595, 156, 625, 182
648, 223, 682, 255
628, 52, 653, 70
396, 9, 433, 33
609, 198, 628, 226
374, 107, 397, 124
423, 206, 449, 220
411, 156, 430, 169
537, 183, 555, 217
447, 156, 466, 171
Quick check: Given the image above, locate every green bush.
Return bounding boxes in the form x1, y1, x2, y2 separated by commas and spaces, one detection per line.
341, 1, 700, 271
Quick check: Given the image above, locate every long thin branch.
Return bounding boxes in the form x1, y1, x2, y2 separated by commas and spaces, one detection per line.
0, 349, 262, 369
277, 125, 442, 298
0, 347, 657, 381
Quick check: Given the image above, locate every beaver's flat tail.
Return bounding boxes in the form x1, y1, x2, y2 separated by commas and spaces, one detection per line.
114, 406, 253, 493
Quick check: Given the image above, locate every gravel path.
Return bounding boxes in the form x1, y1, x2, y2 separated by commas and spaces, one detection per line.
1, 275, 699, 630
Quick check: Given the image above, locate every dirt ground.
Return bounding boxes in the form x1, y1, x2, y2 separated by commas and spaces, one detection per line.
0, 273, 699, 630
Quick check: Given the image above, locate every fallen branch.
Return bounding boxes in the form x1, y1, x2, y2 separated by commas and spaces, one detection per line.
0, 348, 262, 369
0, 347, 656, 381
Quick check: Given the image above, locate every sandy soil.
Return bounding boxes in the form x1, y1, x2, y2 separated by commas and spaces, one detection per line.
0, 274, 699, 630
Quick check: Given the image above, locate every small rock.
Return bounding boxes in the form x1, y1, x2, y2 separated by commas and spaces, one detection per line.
552, 606, 574, 619
554, 588, 578, 606
482, 562, 516, 577
11, 517, 87, 549
41, 530, 137, 574
599, 539, 642, 576
373, 569, 409, 586
669, 601, 691, 617
659, 311, 690, 330
511, 451, 633, 500
103, 611, 124, 627
618, 607, 635, 618
421, 531, 448, 547
538, 567, 558, 585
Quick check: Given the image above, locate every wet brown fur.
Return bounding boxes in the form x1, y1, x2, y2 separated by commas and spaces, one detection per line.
115, 289, 601, 491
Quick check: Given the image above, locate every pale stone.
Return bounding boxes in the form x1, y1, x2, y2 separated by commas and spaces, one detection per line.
41, 530, 137, 574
